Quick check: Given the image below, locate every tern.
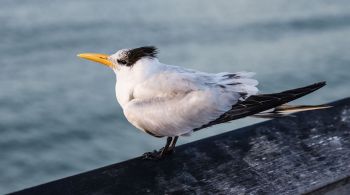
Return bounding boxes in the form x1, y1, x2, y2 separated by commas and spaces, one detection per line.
78, 46, 328, 160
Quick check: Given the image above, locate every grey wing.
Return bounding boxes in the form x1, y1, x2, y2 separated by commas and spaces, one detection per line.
194, 81, 326, 131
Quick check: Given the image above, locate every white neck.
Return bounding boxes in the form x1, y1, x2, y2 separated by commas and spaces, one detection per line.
114, 58, 161, 108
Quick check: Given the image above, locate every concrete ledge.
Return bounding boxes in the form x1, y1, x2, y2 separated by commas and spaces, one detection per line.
10, 98, 350, 195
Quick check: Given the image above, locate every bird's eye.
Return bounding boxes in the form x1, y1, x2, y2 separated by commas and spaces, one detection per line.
117, 59, 127, 65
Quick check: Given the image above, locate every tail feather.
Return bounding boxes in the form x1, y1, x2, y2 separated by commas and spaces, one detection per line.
252, 104, 331, 118
194, 81, 327, 131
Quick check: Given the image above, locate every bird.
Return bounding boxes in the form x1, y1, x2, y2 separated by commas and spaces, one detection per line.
77, 46, 328, 160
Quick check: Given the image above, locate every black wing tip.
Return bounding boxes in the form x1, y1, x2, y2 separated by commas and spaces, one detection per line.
193, 81, 327, 131
315, 81, 326, 87
310, 81, 327, 90
286, 81, 327, 96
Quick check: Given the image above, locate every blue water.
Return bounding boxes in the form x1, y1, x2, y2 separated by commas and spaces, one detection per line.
1, 0, 350, 193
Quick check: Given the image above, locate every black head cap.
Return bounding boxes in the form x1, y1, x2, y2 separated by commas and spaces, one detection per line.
118, 46, 158, 66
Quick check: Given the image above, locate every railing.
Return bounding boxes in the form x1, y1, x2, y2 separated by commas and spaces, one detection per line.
10, 98, 350, 195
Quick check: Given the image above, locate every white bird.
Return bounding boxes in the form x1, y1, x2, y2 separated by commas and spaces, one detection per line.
77, 46, 328, 159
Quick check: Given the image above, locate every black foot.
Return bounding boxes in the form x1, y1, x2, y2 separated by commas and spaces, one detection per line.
142, 148, 174, 160
142, 150, 163, 160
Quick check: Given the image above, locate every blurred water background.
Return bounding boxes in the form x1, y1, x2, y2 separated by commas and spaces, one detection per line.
1, 0, 350, 193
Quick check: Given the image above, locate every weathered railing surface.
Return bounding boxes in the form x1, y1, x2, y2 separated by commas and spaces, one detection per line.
10, 98, 350, 195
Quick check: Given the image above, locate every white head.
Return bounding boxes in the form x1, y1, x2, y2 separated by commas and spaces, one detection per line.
77, 46, 159, 73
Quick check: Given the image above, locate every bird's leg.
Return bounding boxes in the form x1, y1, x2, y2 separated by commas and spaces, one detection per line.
166, 136, 178, 154
142, 137, 173, 160
159, 137, 173, 157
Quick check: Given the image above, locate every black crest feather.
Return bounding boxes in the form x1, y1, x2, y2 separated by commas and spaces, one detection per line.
125, 46, 158, 66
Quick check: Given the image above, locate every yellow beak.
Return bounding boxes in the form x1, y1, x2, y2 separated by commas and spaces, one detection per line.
77, 53, 113, 68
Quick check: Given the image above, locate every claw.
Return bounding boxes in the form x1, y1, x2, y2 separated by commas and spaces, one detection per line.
142, 150, 163, 160
142, 148, 174, 160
